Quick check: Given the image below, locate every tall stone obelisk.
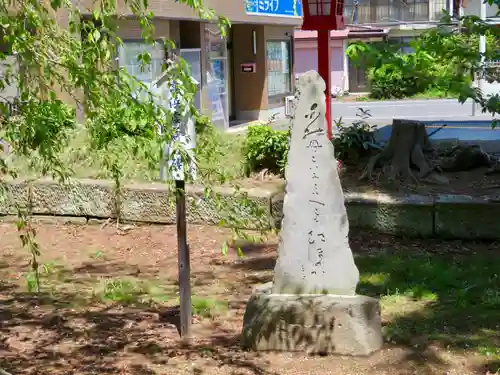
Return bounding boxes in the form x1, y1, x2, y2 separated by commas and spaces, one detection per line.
241, 71, 383, 356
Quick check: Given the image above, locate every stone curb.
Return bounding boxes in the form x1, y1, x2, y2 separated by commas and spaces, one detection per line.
434, 194, 500, 240
0, 179, 274, 230
0, 179, 498, 240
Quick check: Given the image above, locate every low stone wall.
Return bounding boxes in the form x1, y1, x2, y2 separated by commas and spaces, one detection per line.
434, 194, 500, 240
1, 179, 499, 240
0, 179, 274, 229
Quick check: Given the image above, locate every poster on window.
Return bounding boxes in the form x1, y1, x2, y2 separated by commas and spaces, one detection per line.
206, 59, 228, 128
266, 41, 291, 96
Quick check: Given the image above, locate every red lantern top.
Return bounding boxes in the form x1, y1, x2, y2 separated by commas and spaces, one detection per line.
302, 0, 345, 31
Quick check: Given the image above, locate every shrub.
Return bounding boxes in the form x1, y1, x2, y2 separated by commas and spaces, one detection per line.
194, 114, 214, 136
242, 125, 289, 177
332, 112, 378, 164
347, 37, 473, 100
368, 63, 433, 99
242, 112, 378, 177
194, 115, 246, 183
366, 49, 439, 99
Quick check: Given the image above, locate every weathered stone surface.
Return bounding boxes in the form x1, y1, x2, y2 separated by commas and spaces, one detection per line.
30, 179, 115, 217
121, 183, 273, 227
4, 178, 500, 241
272, 70, 359, 296
0, 215, 86, 225
435, 194, 500, 239
244, 71, 382, 356
185, 185, 273, 228
271, 191, 435, 236
241, 283, 383, 356
0, 180, 30, 214
120, 182, 175, 224
0, 179, 274, 227
346, 193, 435, 237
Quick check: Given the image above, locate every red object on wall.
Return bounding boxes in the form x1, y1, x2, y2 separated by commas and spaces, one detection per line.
302, 0, 345, 31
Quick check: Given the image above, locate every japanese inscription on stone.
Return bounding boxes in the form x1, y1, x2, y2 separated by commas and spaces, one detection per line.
272, 70, 360, 296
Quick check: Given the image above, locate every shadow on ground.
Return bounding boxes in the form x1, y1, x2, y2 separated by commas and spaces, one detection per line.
354, 240, 500, 358
0, 251, 278, 375
1, 227, 499, 375
231, 230, 500, 373
0, 285, 275, 375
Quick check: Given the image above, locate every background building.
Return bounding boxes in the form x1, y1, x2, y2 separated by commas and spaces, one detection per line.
76, 0, 303, 127
295, 0, 456, 94
0, 0, 303, 127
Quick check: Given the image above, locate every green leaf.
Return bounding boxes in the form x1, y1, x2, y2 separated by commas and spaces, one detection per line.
221, 241, 229, 256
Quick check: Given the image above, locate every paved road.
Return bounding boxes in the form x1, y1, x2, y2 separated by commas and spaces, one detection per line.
266, 99, 496, 133
375, 120, 499, 141
262, 99, 499, 146
332, 98, 495, 125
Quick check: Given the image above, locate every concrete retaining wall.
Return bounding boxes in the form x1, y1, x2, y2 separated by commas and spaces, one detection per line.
1, 179, 499, 240
0, 179, 274, 229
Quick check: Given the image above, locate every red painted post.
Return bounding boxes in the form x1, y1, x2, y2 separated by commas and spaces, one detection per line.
317, 29, 332, 140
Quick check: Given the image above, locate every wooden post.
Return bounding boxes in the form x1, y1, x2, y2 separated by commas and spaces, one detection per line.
175, 179, 192, 340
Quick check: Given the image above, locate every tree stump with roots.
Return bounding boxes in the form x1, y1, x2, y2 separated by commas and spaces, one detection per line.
360, 119, 449, 185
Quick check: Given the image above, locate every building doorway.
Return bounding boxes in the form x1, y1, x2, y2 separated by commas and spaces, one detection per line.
348, 58, 369, 93
204, 24, 229, 128
179, 48, 202, 110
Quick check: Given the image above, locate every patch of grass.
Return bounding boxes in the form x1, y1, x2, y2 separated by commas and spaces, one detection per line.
94, 278, 174, 306
411, 90, 459, 100
23, 261, 70, 293
147, 285, 175, 304
357, 250, 500, 359
195, 126, 246, 184
348, 88, 459, 102
192, 296, 228, 318
24, 271, 39, 293
90, 250, 104, 260
161, 295, 228, 318
8, 126, 246, 184
165, 295, 229, 318
97, 278, 147, 304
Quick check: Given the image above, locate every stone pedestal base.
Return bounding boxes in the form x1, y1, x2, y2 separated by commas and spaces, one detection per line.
241, 283, 383, 356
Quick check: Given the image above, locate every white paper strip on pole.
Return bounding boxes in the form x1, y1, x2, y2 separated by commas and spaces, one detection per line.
150, 69, 198, 182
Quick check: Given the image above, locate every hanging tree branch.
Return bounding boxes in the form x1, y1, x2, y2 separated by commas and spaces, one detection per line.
0, 0, 269, 293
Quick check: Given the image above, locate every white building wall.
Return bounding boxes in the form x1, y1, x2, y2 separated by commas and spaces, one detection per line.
462, 0, 497, 18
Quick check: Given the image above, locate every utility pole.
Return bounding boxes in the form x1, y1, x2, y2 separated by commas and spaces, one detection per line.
478, 0, 487, 93
473, 0, 487, 116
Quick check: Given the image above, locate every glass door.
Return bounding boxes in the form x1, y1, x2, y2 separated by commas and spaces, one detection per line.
180, 48, 202, 110
204, 24, 229, 128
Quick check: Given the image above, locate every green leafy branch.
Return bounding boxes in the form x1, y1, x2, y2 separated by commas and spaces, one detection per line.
0, 0, 269, 292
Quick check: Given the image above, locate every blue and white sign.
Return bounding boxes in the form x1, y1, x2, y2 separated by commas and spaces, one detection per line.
246, 0, 303, 17
150, 71, 198, 183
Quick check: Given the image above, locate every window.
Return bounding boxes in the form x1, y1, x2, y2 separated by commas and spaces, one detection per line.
118, 41, 165, 86
266, 40, 292, 96
180, 49, 202, 110
204, 24, 229, 128
388, 36, 415, 54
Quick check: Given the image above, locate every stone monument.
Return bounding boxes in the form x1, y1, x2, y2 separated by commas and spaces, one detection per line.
241, 71, 383, 356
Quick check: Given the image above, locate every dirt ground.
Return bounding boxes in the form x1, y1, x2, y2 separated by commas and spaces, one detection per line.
0, 222, 498, 375
340, 164, 500, 197
240, 163, 500, 197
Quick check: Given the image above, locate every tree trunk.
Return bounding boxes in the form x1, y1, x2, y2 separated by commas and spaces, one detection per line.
360, 119, 449, 184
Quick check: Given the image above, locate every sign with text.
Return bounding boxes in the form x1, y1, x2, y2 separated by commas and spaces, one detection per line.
241, 63, 257, 73
245, 0, 303, 17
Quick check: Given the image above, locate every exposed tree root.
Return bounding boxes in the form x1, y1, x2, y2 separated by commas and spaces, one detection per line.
360, 119, 449, 185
